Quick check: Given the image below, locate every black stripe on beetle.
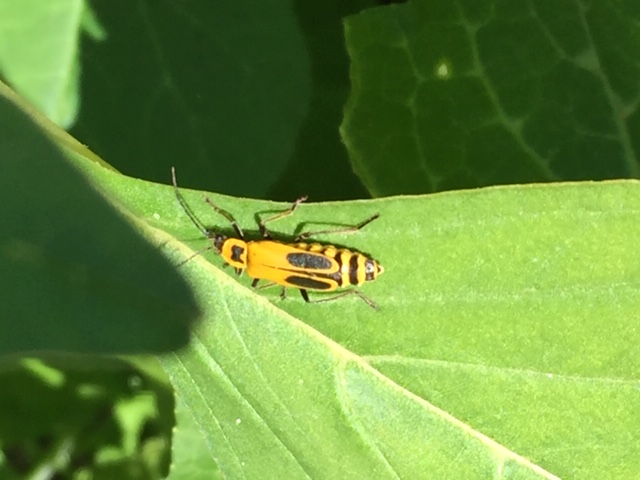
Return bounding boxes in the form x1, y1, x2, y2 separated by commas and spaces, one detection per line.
286, 252, 333, 270
285, 275, 333, 290
333, 251, 344, 287
349, 254, 359, 285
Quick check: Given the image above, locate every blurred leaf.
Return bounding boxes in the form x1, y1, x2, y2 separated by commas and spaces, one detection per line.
0, 0, 87, 127
268, 0, 379, 201
342, 0, 640, 195
0, 356, 172, 479
69, 1, 384, 200
0, 89, 198, 354
76, 147, 640, 477
72, 0, 311, 199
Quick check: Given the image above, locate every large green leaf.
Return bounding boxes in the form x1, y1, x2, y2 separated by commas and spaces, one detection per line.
72, 151, 639, 477
342, 0, 640, 195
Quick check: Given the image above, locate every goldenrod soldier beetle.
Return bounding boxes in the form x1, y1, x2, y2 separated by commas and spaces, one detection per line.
170, 167, 384, 309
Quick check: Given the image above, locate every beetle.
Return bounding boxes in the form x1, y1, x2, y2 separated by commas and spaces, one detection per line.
171, 167, 383, 308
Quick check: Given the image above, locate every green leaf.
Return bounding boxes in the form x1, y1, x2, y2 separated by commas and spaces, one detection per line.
78, 149, 639, 477
168, 395, 223, 480
0, 87, 198, 354
342, 0, 640, 195
0, 0, 87, 127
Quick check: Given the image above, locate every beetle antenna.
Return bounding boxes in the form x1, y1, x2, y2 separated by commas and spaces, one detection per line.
171, 166, 210, 237
176, 244, 215, 267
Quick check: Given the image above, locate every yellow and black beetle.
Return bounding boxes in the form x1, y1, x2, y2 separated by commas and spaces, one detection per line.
171, 168, 383, 308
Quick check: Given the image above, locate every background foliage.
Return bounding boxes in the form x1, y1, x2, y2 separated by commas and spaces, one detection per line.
1, 0, 639, 479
